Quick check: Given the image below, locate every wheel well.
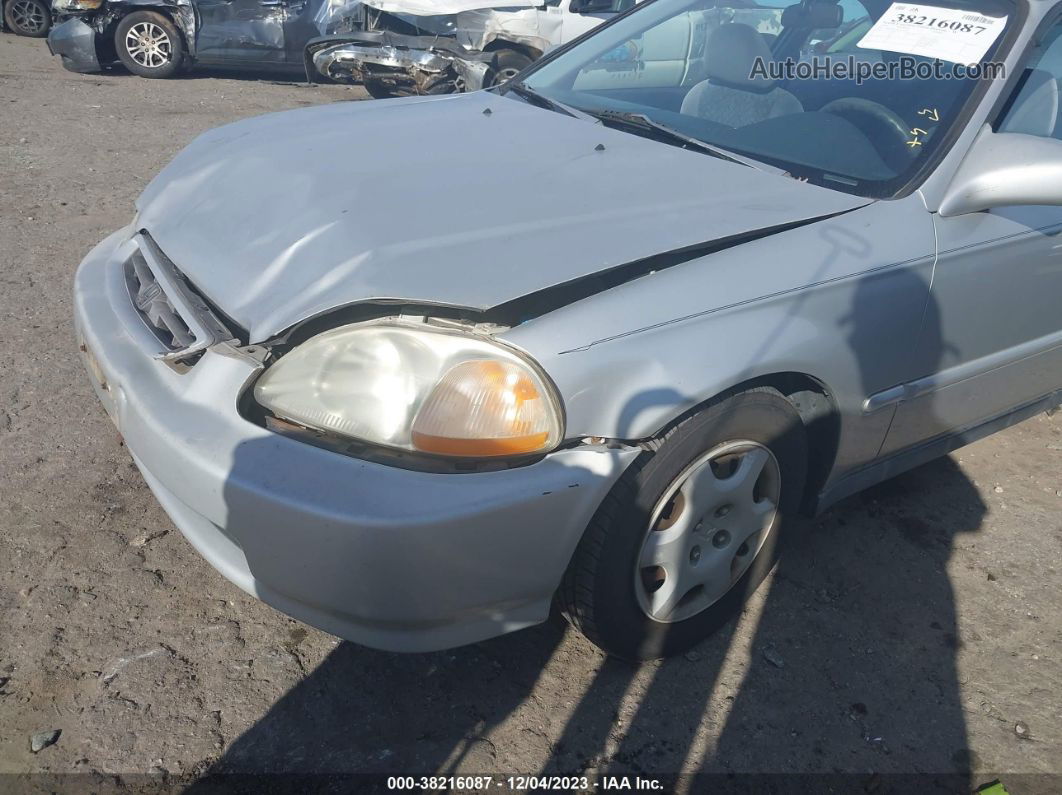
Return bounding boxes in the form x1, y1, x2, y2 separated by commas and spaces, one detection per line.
481, 39, 543, 60
767, 374, 841, 514
647, 372, 840, 516
113, 6, 188, 47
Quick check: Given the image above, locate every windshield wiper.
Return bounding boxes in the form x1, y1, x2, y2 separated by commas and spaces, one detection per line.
590, 110, 782, 172
505, 82, 596, 122
505, 88, 782, 173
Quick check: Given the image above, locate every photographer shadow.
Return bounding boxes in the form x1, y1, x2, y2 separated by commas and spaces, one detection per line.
542, 263, 987, 786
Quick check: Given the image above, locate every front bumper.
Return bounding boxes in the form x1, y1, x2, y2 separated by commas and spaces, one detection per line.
73, 228, 638, 651
47, 17, 101, 73
306, 32, 490, 93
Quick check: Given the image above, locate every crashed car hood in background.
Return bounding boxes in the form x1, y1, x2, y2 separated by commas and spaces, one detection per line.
136, 92, 870, 342
361, 0, 534, 13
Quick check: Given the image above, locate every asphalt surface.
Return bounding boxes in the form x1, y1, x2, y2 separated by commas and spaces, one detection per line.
1, 32, 1061, 793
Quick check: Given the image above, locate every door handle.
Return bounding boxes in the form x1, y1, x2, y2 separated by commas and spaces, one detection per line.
258, 1, 283, 6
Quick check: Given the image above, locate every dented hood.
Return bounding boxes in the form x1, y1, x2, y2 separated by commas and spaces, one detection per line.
136, 92, 870, 342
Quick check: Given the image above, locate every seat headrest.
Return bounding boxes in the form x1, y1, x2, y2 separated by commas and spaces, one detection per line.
704, 23, 776, 90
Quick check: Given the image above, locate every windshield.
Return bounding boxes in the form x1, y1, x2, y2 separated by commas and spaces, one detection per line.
521, 0, 1016, 197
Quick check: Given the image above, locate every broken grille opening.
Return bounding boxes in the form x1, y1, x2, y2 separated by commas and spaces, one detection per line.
126, 248, 196, 351
122, 233, 238, 368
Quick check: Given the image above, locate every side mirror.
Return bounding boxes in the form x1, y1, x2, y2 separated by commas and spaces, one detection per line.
939, 125, 1062, 216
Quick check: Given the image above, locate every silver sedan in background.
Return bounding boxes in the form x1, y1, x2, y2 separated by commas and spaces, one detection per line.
74, 0, 1062, 659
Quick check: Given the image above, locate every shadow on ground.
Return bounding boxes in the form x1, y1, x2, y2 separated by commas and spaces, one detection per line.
183, 455, 986, 791
93, 64, 311, 84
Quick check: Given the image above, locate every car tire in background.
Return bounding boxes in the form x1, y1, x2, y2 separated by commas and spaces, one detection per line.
362, 79, 397, 99
487, 48, 534, 87
559, 388, 809, 660
423, 73, 459, 94
4, 0, 51, 37
115, 11, 183, 79
364, 75, 458, 99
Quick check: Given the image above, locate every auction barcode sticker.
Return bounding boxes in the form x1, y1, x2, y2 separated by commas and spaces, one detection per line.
858, 3, 1007, 65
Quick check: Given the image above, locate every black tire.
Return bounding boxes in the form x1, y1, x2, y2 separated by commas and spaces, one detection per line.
363, 79, 397, 99
4, 0, 51, 37
422, 73, 458, 94
364, 75, 457, 98
486, 48, 534, 87
115, 11, 183, 79
559, 388, 808, 660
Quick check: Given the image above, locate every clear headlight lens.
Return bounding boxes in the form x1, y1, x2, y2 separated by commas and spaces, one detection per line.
254, 321, 564, 458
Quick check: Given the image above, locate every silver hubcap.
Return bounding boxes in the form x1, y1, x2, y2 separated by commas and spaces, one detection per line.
11, 0, 46, 32
635, 440, 781, 623
125, 22, 171, 68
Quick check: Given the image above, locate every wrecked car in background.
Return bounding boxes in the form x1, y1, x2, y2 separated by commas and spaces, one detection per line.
46, 0, 360, 78
307, 0, 634, 97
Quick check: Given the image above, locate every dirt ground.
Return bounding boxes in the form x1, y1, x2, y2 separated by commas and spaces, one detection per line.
1, 32, 1061, 793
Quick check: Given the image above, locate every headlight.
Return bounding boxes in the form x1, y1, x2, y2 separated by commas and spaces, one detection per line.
254, 321, 564, 458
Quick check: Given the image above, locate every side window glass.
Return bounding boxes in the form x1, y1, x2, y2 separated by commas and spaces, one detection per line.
999, 24, 1062, 139
571, 10, 695, 89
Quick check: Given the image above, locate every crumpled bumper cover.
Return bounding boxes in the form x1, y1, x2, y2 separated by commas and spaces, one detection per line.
306, 31, 490, 91
48, 17, 102, 73
72, 227, 638, 652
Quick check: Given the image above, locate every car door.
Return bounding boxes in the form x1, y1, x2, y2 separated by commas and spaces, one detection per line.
282, 0, 323, 59
881, 19, 1062, 454
194, 0, 288, 64
559, 0, 628, 44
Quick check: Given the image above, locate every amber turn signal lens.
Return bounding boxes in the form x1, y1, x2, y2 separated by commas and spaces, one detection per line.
411, 359, 560, 457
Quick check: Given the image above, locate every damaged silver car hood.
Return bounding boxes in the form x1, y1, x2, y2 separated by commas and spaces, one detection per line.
136, 92, 870, 342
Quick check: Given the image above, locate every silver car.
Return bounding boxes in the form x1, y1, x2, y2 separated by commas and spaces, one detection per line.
74, 0, 1062, 659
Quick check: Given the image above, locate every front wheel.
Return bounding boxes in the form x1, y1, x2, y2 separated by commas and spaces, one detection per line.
363, 76, 456, 98
4, 0, 51, 37
559, 388, 808, 660
115, 11, 183, 79
486, 48, 533, 87
363, 79, 398, 99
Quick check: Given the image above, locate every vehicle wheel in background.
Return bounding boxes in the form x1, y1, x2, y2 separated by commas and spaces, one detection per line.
115, 11, 183, 79
363, 79, 399, 99
363, 75, 458, 98
559, 388, 808, 660
422, 73, 459, 94
4, 0, 51, 37
486, 48, 534, 87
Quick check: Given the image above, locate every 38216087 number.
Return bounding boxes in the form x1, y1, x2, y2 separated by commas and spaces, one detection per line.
894, 13, 987, 33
